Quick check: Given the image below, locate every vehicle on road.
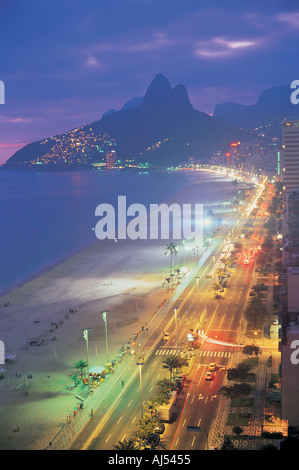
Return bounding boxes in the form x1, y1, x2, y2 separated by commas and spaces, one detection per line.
163, 332, 170, 341
205, 371, 214, 380
154, 422, 165, 434
209, 363, 216, 371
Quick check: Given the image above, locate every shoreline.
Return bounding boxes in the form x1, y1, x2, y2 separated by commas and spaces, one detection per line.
0, 168, 238, 297
0, 170, 242, 450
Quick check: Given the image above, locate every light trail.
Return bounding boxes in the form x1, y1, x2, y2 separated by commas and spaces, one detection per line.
198, 330, 243, 348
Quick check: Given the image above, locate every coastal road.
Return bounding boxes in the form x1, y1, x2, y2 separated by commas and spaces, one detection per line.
70, 186, 265, 450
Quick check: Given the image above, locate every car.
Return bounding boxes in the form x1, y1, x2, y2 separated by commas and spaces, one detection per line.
163, 332, 170, 341
205, 371, 214, 380
209, 363, 216, 371
219, 287, 224, 292
227, 273, 231, 277
272, 319, 279, 325
176, 380, 183, 392
154, 422, 165, 435
249, 291, 255, 296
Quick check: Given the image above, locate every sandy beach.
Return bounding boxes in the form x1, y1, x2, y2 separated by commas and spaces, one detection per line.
0, 170, 241, 450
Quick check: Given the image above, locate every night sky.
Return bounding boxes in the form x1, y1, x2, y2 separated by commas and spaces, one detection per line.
0, 0, 298, 163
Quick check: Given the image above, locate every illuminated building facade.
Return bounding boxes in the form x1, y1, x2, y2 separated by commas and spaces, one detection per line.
283, 190, 299, 265
281, 122, 299, 266
105, 139, 117, 168
282, 121, 299, 191
281, 325, 299, 427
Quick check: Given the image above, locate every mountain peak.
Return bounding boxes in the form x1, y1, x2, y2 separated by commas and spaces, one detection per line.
171, 84, 193, 110
143, 73, 172, 103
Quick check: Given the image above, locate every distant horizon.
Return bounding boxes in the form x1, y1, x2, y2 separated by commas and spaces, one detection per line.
0, 76, 294, 166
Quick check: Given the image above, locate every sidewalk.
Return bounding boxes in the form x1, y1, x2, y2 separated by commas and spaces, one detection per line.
209, 340, 281, 450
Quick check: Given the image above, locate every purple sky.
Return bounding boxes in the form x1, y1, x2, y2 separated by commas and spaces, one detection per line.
0, 0, 299, 163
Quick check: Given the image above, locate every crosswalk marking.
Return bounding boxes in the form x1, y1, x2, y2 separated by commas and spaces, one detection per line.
198, 350, 231, 358
155, 349, 231, 357
155, 349, 177, 356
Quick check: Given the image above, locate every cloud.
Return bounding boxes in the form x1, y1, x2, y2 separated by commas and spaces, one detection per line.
85, 56, 106, 70
214, 38, 256, 49
0, 116, 44, 123
194, 36, 258, 59
277, 12, 299, 28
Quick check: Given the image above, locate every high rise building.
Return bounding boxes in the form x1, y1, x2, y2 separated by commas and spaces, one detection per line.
282, 121, 299, 266
282, 190, 299, 265
282, 121, 299, 191
281, 325, 299, 428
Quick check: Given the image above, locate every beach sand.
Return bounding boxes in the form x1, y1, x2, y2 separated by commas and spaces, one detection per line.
0, 170, 241, 450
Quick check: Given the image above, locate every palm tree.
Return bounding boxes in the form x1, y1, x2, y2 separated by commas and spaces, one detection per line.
113, 438, 138, 450
165, 242, 178, 275
73, 359, 87, 380
162, 356, 177, 380
232, 426, 243, 438
164, 277, 171, 293
244, 296, 269, 333
70, 374, 79, 387
221, 437, 235, 450
216, 267, 226, 282
162, 354, 188, 381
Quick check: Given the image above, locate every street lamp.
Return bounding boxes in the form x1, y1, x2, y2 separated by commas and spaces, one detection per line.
195, 276, 200, 295
212, 255, 216, 286
102, 310, 109, 364
82, 328, 91, 389
136, 357, 144, 419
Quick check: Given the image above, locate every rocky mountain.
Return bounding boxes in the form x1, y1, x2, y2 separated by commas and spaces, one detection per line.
214, 84, 299, 137
102, 96, 144, 118
3, 74, 251, 170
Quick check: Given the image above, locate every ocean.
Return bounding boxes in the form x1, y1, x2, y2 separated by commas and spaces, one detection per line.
0, 169, 235, 294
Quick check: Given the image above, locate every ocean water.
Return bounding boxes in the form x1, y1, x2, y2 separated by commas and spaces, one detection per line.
0, 169, 234, 294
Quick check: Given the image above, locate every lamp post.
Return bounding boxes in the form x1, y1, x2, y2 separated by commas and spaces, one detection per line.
102, 311, 109, 364
212, 255, 216, 286
82, 328, 91, 389
195, 276, 200, 295
173, 307, 179, 354
136, 357, 144, 419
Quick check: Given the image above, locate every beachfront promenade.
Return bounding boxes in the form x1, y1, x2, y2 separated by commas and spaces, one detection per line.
47, 258, 203, 450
